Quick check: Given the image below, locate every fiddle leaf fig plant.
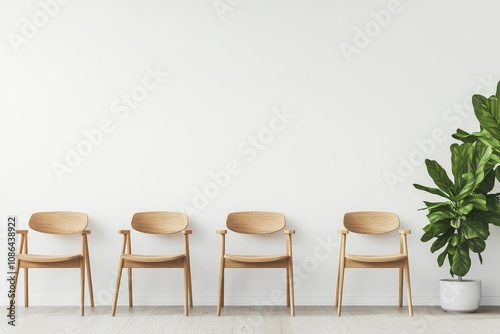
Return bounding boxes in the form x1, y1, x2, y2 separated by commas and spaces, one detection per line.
414, 141, 498, 279
415, 81, 500, 280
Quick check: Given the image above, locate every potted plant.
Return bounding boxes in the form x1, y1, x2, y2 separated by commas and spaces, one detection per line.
414, 82, 500, 312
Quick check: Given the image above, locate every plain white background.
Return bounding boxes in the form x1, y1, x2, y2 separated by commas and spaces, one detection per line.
1, 0, 500, 308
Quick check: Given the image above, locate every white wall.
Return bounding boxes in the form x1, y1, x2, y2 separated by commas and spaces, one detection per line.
1, 0, 500, 308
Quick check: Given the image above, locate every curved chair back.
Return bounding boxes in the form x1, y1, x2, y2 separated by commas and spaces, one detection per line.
29, 211, 88, 234
343, 211, 400, 234
227, 211, 285, 234
132, 211, 188, 234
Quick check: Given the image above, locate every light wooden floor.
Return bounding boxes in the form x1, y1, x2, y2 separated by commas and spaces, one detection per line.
3, 305, 500, 334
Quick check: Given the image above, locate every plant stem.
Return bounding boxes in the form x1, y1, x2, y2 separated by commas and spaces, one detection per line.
456, 218, 462, 282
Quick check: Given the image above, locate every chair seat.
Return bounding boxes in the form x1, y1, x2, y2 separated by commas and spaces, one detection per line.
225, 254, 289, 263
17, 254, 82, 263
345, 254, 406, 262
121, 254, 185, 263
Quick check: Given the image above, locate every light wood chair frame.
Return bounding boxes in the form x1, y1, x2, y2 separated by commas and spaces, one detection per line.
9, 211, 94, 316
336, 211, 413, 316
111, 211, 193, 316
217, 211, 295, 316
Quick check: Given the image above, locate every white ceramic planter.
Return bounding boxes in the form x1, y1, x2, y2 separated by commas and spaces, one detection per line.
439, 279, 481, 312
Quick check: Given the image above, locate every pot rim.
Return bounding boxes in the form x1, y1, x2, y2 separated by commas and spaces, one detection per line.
440, 278, 481, 283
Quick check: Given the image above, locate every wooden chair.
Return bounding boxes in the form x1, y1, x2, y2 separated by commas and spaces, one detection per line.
9, 211, 94, 316
217, 211, 295, 316
111, 212, 193, 316
336, 211, 413, 316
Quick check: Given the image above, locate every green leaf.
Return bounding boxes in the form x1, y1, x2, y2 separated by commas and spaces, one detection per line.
423, 201, 454, 211
451, 143, 469, 186
468, 207, 500, 227
413, 183, 449, 199
496, 166, 500, 183
452, 128, 476, 143
427, 208, 454, 224
422, 220, 452, 242
467, 238, 486, 253
453, 173, 476, 201
422, 219, 451, 234
463, 193, 487, 211
477, 170, 496, 194
430, 230, 454, 253
460, 220, 489, 240
425, 159, 454, 196
437, 248, 448, 267
473, 94, 500, 142
451, 245, 471, 277
471, 143, 493, 187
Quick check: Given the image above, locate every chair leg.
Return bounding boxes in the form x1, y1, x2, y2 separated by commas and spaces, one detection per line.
405, 263, 413, 316
335, 261, 341, 308
183, 261, 189, 316
187, 259, 193, 307
337, 266, 345, 316
85, 248, 95, 307
80, 260, 85, 316
111, 260, 124, 316
128, 268, 133, 307
286, 267, 290, 307
221, 271, 225, 308
217, 260, 224, 316
24, 268, 28, 307
288, 261, 295, 316
399, 268, 403, 307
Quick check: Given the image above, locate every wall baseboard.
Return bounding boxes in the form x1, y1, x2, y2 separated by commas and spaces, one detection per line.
8, 295, 500, 306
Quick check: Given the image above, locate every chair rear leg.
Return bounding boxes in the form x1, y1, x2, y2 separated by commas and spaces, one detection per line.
24, 268, 28, 307
187, 260, 193, 307
80, 260, 85, 316
128, 268, 133, 307
183, 262, 189, 316
286, 267, 290, 307
288, 261, 295, 316
335, 269, 340, 308
399, 268, 403, 307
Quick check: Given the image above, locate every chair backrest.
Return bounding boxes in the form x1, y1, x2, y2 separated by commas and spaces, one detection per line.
131, 211, 188, 234
29, 212, 88, 234
226, 211, 285, 234
344, 211, 400, 234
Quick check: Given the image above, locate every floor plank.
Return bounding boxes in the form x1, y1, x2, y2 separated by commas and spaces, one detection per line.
2, 305, 500, 333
